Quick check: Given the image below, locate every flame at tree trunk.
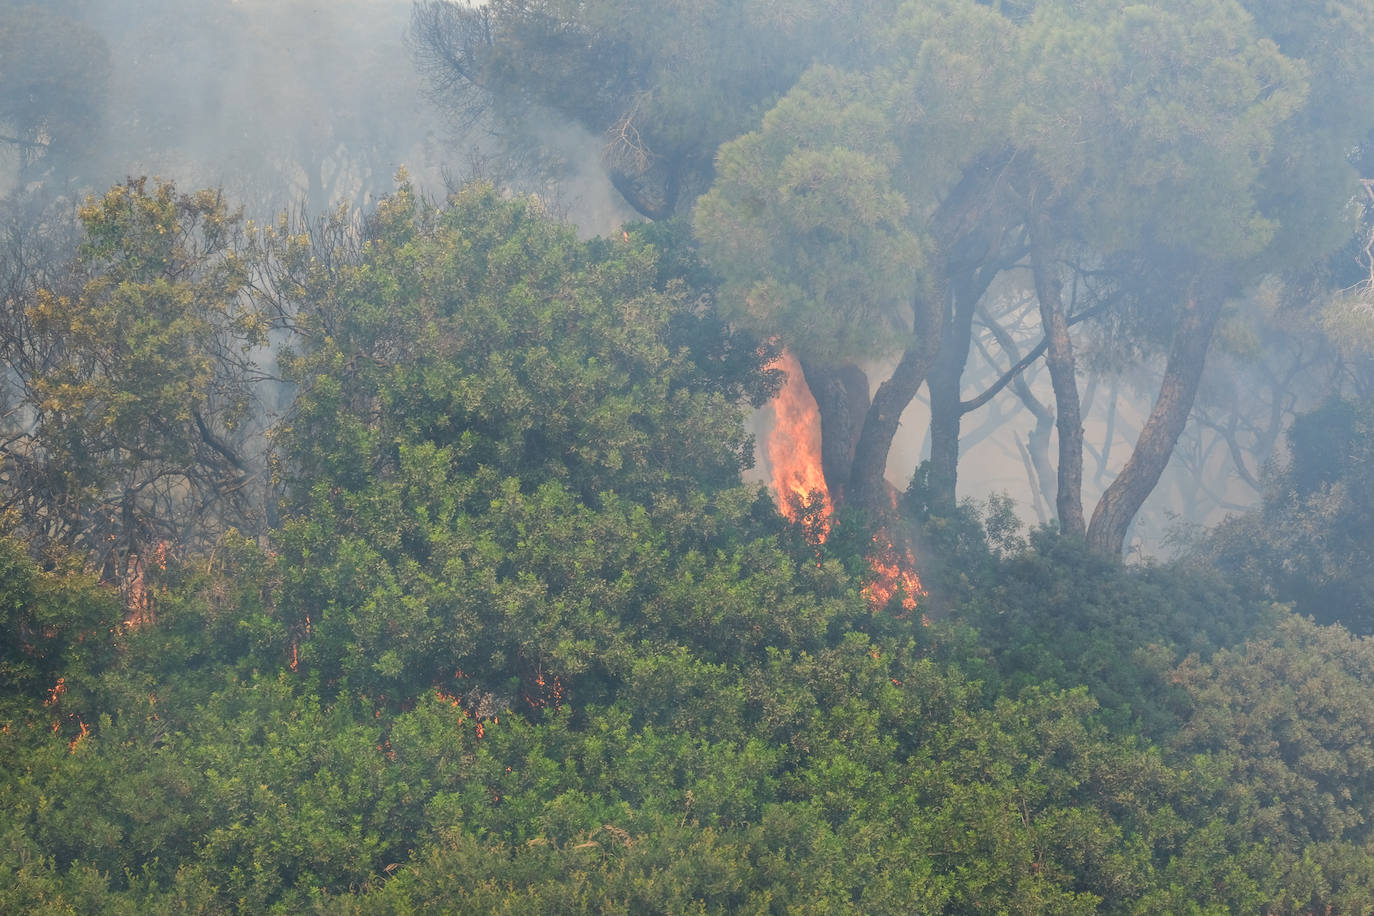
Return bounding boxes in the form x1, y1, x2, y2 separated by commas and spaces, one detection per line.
765, 349, 924, 615
767, 350, 832, 541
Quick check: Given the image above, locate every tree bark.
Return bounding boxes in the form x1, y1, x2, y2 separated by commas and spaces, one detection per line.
1028, 213, 1085, 538
847, 287, 944, 516
799, 360, 870, 504
926, 266, 1001, 514
926, 367, 961, 515
842, 150, 1013, 517
1086, 287, 1224, 557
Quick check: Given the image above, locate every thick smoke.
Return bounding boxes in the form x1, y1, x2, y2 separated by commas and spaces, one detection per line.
2, 0, 448, 217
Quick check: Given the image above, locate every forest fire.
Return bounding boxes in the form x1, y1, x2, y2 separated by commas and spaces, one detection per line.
863, 532, 924, 617
765, 351, 924, 614
767, 350, 832, 541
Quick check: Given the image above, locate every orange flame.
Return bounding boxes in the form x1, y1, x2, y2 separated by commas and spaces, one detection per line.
124, 540, 170, 627
767, 350, 831, 541
863, 531, 925, 617
765, 350, 924, 616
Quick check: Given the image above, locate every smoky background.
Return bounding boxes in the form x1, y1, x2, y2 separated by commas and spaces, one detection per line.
3, 0, 1365, 556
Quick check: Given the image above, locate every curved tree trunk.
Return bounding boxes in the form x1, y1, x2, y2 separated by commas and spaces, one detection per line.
1028, 213, 1085, 538
1086, 288, 1223, 557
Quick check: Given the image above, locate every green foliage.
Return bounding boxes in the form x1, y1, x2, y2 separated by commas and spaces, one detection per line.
1, 667, 402, 911
690, 0, 1332, 543
9, 60, 1374, 912
1159, 614, 1374, 914
0, 535, 119, 726
1234, 0, 1374, 264
1207, 398, 1374, 633
279, 183, 761, 506
1172, 616, 1374, 849
694, 68, 926, 367
1, 178, 271, 580
1010, 0, 1305, 259
953, 529, 1270, 738
268, 183, 814, 706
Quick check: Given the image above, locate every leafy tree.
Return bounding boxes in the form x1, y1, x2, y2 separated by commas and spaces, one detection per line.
0, 179, 272, 587
694, 67, 934, 507
1161, 614, 1374, 914
1206, 398, 1374, 633
953, 528, 1269, 738
0, 535, 120, 727
13, 16, 1374, 910
268, 182, 815, 704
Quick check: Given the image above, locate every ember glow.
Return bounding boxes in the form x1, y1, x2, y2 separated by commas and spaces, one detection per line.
767, 349, 832, 541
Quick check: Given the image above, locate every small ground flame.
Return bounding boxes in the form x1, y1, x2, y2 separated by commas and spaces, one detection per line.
767, 350, 831, 541
863, 531, 925, 617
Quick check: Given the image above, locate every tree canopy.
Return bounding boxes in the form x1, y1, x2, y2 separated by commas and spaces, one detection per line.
409, 0, 894, 219
0, 179, 270, 586
694, 0, 1374, 552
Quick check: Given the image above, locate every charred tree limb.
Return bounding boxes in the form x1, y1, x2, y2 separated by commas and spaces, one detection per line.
606, 168, 676, 222
192, 412, 249, 477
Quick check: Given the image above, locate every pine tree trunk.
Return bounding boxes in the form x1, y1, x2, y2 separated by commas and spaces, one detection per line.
847, 289, 944, 516
1029, 214, 1086, 538
926, 365, 962, 515
1086, 289, 1223, 557
926, 270, 984, 514
845, 151, 1010, 518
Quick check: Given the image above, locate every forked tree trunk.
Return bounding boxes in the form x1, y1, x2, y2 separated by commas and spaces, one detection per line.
1086, 288, 1223, 557
847, 287, 945, 516
926, 261, 1009, 514
842, 151, 1010, 518
1029, 214, 1086, 538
